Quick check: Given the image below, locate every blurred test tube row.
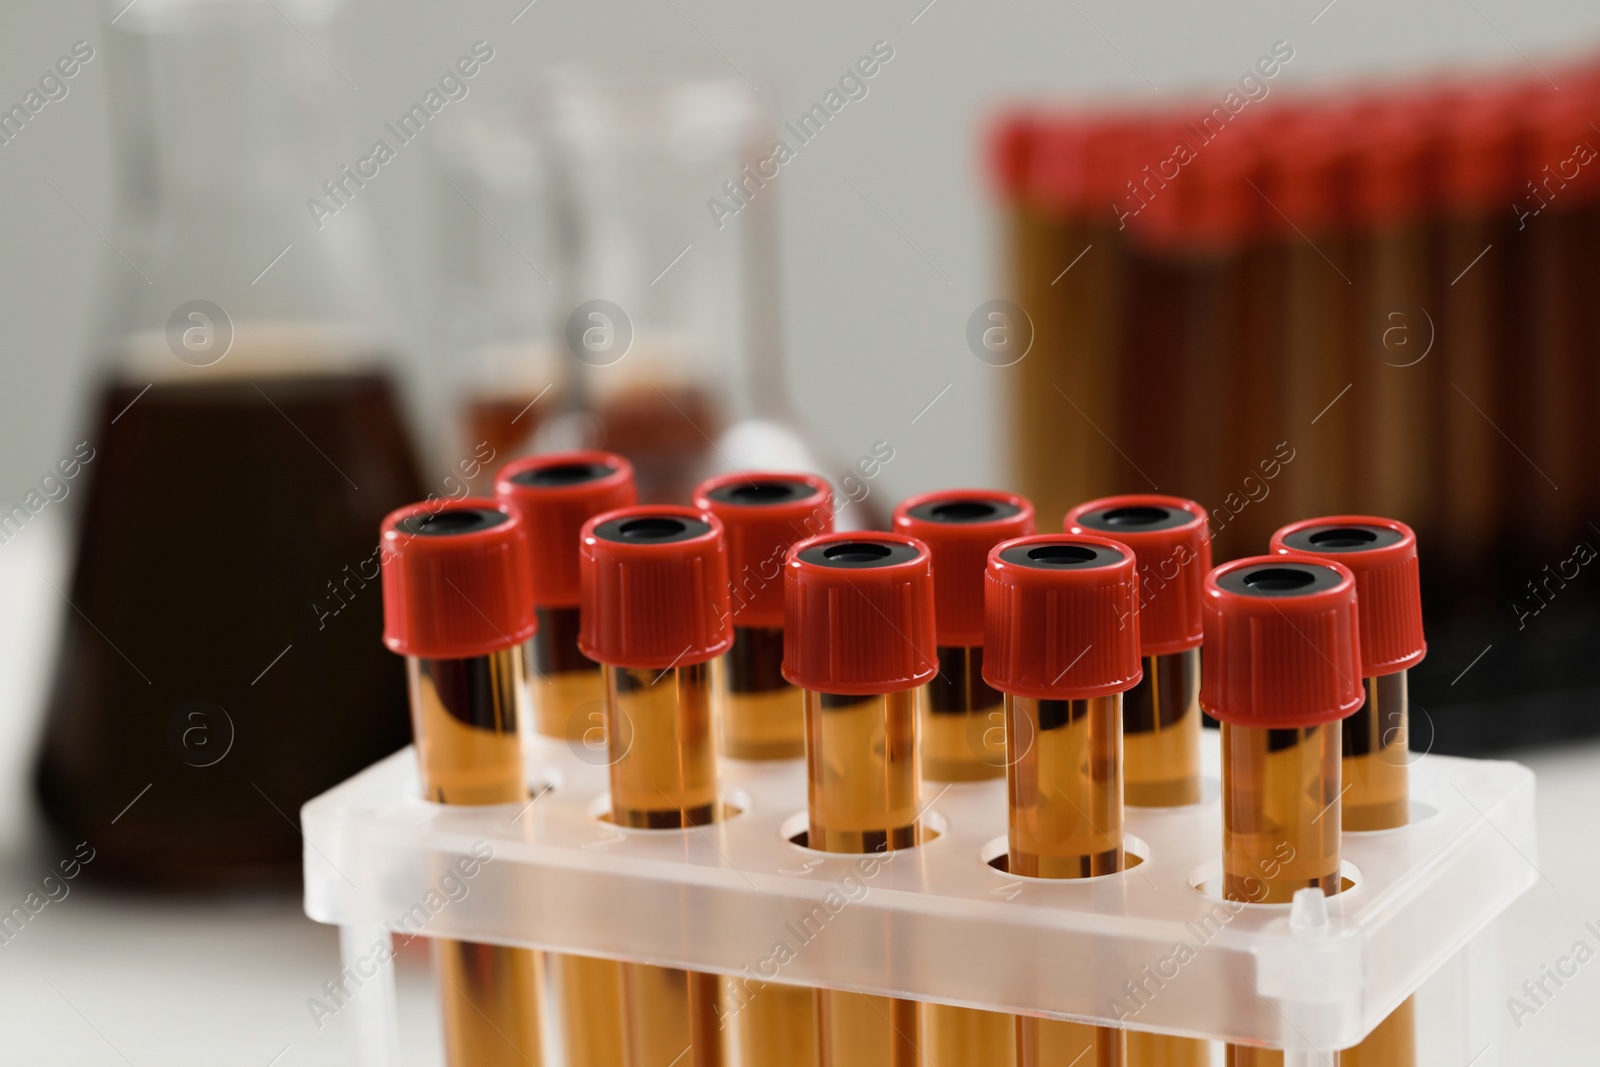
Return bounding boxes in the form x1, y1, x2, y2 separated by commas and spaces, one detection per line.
991, 60, 1600, 749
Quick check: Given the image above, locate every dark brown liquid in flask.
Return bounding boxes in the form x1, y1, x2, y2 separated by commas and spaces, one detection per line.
36, 369, 423, 886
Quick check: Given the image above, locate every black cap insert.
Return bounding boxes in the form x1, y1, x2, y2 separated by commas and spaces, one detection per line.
511, 461, 618, 488
593, 514, 712, 545
908, 498, 1022, 525
1074, 504, 1191, 534
999, 539, 1124, 570
799, 539, 922, 569
1280, 523, 1404, 554
397, 507, 510, 538
708, 479, 819, 507
1217, 561, 1343, 598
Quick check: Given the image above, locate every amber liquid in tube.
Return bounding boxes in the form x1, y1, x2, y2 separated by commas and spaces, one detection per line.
1123, 650, 1202, 809
719, 626, 818, 1067
806, 689, 922, 1067
1362, 225, 1433, 529
408, 649, 545, 1067
1282, 239, 1347, 523
1012, 209, 1125, 522
1221, 722, 1342, 1067
604, 661, 724, 1067
918, 646, 1014, 1065
1008, 694, 1124, 1067
1122, 650, 1209, 1066
924, 646, 1007, 782
528, 607, 625, 1067
1339, 673, 1415, 1067
722, 626, 806, 760
1438, 214, 1499, 582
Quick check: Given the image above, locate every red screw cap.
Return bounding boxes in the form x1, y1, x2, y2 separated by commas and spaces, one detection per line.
1270, 516, 1426, 678
1065, 494, 1211, 656
694, 472, 834, 629
1201, 555, 1363, 729
496, 451, 637, 608
893, 489, 1037, 647
381, 500, 536, 660
982, 534, 1143, 701
578, 506, 733, 670
782, 532, 937, 696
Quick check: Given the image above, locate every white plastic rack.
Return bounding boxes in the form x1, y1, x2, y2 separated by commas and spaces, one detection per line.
302, 731, 1535, 1064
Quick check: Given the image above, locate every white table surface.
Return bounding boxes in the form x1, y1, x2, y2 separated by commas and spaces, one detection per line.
0, 519, 1590, 1064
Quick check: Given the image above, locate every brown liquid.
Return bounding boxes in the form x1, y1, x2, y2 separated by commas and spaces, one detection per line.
1221, 722, 1342, 1067
591, 381, 724, 505
806, 689, 923, 1067
1007, 694, 1126, 1066
463, 388, 559, 492
35, 371, 423, 886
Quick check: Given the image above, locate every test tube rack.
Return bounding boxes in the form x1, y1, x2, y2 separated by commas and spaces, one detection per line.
302, 730, 1534, 1063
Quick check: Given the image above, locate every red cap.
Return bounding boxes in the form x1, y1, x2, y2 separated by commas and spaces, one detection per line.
1119, 115, 1192, 246
893, 489, 1037, 647
578, 506, 733, 670
1441, 85, 1527, 214
694, 471, 834, 629
1013, 113, 1141, 220
782, 532, 937, 696
1174, 129, 1257, 251
1266, 104, 1340, 233
987, 112, 1034, 204
1348, 101, 1428, 229
1200, 555, 1363, 728
982, 534, 1143, 701
1532, 93, 1600, 206
1269, 516, 1426, 677
380, 500, 536, 659
496, 451, 637, 608
1065, 495, 1211, 656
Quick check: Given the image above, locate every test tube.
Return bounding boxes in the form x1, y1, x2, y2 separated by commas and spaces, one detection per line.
1436, 92, 1517, 586
983, 534, 1143, 1067
497, 451, 638, 1067
891, 489, 1034, 1067
783, 531, 937, 1067
892, 489, 1037, 781
694, 471, 833, 1067
1201, 556, 1362, 1067
1002, 116, 1135, 523
695, 472, 835, 759
579, 505, 733, 1067
379, 500, 546, 1067
1271, 517, 1427, 1067
1066, 496, 1211, 1067
1351, 109, 1434, 533
1066, 496, 1210, 806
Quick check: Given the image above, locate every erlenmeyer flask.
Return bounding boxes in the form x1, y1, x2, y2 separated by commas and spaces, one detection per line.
534, 62, 885, 525
431, 104, 567, 493
35, 0, 424, 886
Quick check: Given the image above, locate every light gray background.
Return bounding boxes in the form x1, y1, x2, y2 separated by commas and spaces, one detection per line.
5, 0, 1600, 504
3, 1, 1600, 1062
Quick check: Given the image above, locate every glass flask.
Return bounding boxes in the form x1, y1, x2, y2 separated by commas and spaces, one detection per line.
35, 0, 424, 886
431, 104, 566, 494
527, 62, 881, 524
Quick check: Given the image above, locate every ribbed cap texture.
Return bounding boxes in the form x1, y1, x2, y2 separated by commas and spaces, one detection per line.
1200, 555, 1364, 728
578, 506, 732, 670
380, 500, 536, 660
982, 535, 1143, 701
496, 451, 636, 608
1270, 515, 1426, 677
1065, 494, 1211, 656
694, 471, 834, 629
893, 489, 1036, 647
782, 532, 937, 695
